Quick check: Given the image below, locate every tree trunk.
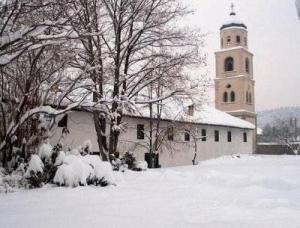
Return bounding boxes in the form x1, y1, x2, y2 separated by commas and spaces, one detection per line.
93, 110, 108, 161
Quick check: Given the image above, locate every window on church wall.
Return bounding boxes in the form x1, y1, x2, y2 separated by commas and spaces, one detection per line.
201, 129, 207, 142
137, 124, 145, 140
214, 130, 219, 142
167, 127, 174, 141
224, 57, 234, 72
243, 132, 248, 142
246, 92, 249, 103
230, 91, 235, 102
236, 35, 241, 43
245, 58, 250, 73
227, 131, 232, 142
223, 92, 228, 102
184, 130, 190, 142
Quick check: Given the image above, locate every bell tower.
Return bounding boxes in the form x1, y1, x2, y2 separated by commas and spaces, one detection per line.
215, 4, 256, 126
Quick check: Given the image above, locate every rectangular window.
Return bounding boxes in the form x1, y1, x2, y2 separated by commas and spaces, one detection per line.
214, 130, 219, 142
201, 129, 207, 142
184, 130, 190, 142
243, 132, 247, 142
227, 131, 232, 142
236, 36, 241, 43
58, 114, 68, 128
137, 124, 144, 140
167, 127, 174, 141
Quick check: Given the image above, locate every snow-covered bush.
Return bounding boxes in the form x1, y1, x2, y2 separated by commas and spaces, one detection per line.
38, 143, 53, 162
54, 151, 66, 166
53, 154, 114, 187
135, 161, 148, 171
26, 155, 44, 175
0, 168, 6, 193
111, 152, 148, 172
0, 168, 3, 184
6, 147, 24, 172
0, 164, 27, 193
83, 155, 114, 186
25, 155, 44, 188
122, 152, 136, 170
54, 156, 94, 187
1, 140, 116, 190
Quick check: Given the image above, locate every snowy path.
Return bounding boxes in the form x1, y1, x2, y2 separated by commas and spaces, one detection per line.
1, 155, 300, 228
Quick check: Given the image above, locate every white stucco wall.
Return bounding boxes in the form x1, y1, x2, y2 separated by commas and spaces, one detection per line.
50, 111, 254, 167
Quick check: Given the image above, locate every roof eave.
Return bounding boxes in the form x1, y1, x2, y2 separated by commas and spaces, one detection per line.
220, 23, 247, 30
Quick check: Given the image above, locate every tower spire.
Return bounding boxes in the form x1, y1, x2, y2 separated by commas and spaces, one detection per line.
230, 3, 236, 16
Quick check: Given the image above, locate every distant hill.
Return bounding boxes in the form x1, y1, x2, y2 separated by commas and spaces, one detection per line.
257, 106, 300, 128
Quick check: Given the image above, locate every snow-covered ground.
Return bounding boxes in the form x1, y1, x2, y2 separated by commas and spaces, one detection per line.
1, 155, 300, 228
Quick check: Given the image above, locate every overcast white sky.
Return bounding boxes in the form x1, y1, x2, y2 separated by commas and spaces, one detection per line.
183, 0, 300, 111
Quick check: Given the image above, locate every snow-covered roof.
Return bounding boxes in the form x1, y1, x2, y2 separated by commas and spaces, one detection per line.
220, 6, 247, 30
126, 103, 255, 130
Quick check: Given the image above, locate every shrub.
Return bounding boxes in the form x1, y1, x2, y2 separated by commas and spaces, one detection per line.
122, 152, 136, 170
133, 161, 148, 171
53, 155, 114, 187
25, 155, 44, 188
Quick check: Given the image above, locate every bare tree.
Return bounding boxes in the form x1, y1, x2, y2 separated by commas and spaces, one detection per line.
0, 0, 71, 66
0, 0, 89, 167
0, 0, 206, 166
57, 0, 111, 160
99, 0, 203, 159
55, 0, 204, 162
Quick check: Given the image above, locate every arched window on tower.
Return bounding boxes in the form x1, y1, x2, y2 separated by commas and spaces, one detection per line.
246, 92, 249, 103
227, 36, 231, 44
236, 35, 241, 43
230, 91, 235, 102
224, 57, 234, 72
223, 92, 228, 102
249, 93, 252, 104
245, 58, 250, 73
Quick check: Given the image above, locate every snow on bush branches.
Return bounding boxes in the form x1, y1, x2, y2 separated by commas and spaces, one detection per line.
53, 153, 114, 187
18, 141, 115, 189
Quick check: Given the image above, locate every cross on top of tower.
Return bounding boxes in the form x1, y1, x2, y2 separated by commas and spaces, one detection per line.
230, 3, 236, 16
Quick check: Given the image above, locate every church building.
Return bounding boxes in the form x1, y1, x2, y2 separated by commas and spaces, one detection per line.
50, 6, 257, 167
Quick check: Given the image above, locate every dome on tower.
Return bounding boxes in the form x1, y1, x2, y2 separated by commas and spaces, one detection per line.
220, 4, 247, 30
